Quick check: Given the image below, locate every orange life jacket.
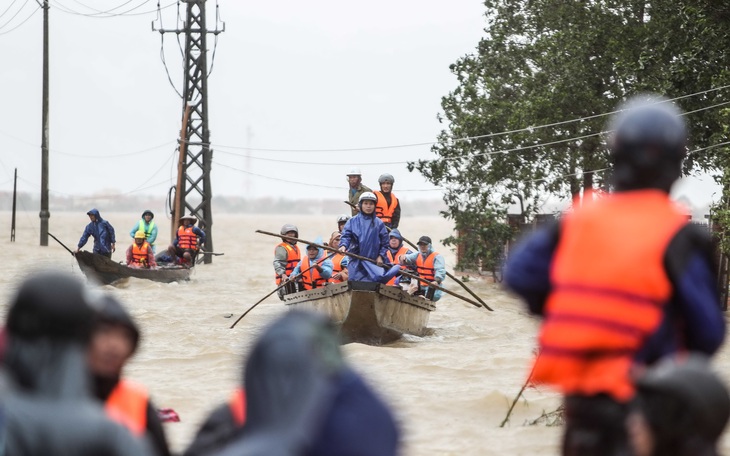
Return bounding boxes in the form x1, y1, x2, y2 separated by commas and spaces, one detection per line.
300, 256, 326, 290
275, 242, 301, 285
131, 241, 151, 266
329, 253, 347, 283
416, 251, 437, 283
228, 388, 247, 427
375, 191, 399, 226
533, 190, 688, 402
177, 226, 198, 250
105, 379, 149, 437
386, 246, 409, 286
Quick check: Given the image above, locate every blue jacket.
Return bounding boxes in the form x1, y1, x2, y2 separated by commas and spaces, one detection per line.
339, 211, 394, 282
403, 244, 446, 301
78, 209, 116, 255
504, 221, 725, 364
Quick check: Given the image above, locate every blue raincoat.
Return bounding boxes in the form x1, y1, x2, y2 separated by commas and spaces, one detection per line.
339, 210, 399, 282
78, 209, 116, 255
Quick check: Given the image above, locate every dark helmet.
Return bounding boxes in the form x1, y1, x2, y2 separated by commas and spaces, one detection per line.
378, 173, 395, 185
142, 210, 154, 219
95, 294, 140, 353
608, 94, 687, 192
6, 270, 98, 343
336, 214, 350, 224
280, 224, 299, 236
636, 354, 730, 446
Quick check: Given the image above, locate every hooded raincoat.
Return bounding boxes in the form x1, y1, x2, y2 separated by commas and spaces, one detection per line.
78, 208, 117, 255
339, 209, 399, 283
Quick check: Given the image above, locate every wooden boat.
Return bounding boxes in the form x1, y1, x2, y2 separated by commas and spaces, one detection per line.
282, 281, 435, 345
75, 251, 192, 285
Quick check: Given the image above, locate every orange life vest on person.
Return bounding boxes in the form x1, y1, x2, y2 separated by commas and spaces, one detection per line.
275, 242, 301, 285
532, 190, 688, 402
375, 191, 399, 226
131, 241, 151, 266
105, 379, 149, 437
300, 256, 326, 290
228, 388, 247, 427
177, 226, 198, 250
329, 253, 347, 283
416, 251, 437, 283
386, 246, 409, 286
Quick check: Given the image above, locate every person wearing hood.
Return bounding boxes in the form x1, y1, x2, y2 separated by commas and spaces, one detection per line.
290, 238, 333, 290
339, 192, 399, 283
1, 270, 153, 455
346, 168, 372, 216
374, 173, 401, 229
327, 231, 349, 283
203, 310, 400, 456
384, 229, 412, 288
399, 235, 446, 301
77, 208, 117, 258
88, 293, 171, 456
129, 210, 158, 253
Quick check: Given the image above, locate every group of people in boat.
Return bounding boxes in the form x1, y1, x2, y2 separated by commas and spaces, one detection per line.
273, 170, 446, 301
76, 209, 206, 268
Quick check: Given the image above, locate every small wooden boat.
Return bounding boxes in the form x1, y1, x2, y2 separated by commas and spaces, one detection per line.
75, 251, 192, 285
282, 281, 435, 345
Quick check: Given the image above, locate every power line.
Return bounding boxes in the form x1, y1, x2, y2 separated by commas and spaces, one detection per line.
50, 0, 175, 18
0, 1, 38, 36
0, 0, 20, 21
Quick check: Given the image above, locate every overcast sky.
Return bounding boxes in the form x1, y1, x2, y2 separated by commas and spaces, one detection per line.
0, 0, 720, 210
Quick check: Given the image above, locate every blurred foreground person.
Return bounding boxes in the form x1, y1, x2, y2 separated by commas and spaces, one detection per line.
88, 293, 171, 456
186, 311, 400, 456
1, 270, 152, 455
504, 95, 725, 456
627, 354, 730, 456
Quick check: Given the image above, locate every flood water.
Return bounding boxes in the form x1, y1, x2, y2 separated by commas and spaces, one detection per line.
1, 210, 729, 455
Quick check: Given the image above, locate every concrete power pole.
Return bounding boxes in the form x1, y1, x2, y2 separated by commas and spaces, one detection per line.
39, 0, 50, 246
155, 0, 223, 264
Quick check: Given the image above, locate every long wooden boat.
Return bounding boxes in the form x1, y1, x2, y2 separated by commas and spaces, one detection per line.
282, 281, 435, 345
75, 251, 192, 285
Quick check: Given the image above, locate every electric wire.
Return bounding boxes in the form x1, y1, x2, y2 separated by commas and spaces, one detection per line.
0, 0, 38, 36
50, 0, 175, 17
0, 0, 20, 21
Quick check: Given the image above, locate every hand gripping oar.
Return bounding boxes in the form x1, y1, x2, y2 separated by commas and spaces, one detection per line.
230, 252, 336, 329
48, 232, 76, 256
257, 230, 490, 310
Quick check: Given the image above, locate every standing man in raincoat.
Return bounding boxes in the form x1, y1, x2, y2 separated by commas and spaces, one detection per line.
77, 208, 116, 258
339, 192, 399, 283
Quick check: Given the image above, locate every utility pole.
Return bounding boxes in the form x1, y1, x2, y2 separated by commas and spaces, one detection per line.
154, 0, 223, 264
39, 0, 50, 246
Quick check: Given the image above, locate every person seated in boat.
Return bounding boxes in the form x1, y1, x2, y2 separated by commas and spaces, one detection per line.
328, 231, 349, 283
126, 231, 158, 269
88, 293, 171, 456
274, 223, 302, 299
339, 192, 399, 283
384, 229, 413, 289
337, 214, 350, 233
129, 210, 158, 254
189, 310, 400, 456
289, 238, 333, 290
399, 235, 446, 301
166, 214, 205, 266
76, 208, 116, 258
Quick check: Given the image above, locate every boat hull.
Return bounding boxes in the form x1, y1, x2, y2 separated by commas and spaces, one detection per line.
282, 281, 434, 345
75, 251, 192, 285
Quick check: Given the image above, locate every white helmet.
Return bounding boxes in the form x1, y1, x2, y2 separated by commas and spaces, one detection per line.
346, 167, 362, 177
358, 192, 377, 204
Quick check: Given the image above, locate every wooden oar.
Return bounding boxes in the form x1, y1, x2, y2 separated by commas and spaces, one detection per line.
230, 252, 336, 329
257, 230, 489, 310
48, 232, 75, 256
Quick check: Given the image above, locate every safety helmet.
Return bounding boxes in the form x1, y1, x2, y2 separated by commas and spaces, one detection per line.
142, 210, 154, 219
134, 230, 146, 239
280, 224, 299, 236
346, 167, 362, 177
378, 173, 395, 184
636, 354, 730, 442
6, 271, 97, 343
337, 214, 350, 223
608, 94, 687, 192
358, 192, 377, 204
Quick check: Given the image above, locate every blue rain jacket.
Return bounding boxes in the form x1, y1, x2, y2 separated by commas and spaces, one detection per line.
78, 208, 116, 255
339, 211, 398, 282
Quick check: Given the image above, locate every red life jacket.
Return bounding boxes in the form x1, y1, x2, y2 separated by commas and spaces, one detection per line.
131, 241, 151, 266
416, 252, 437, 283
385, 246, 409, 286
533, 190, 688, 402
275, 242, 301, 285
375, 191, 399, 226
300, 256, 326, 290
105, 379, 149, 437
228, 388, 247, 427
329, 253, 347, 283
177, 226, 198, 250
